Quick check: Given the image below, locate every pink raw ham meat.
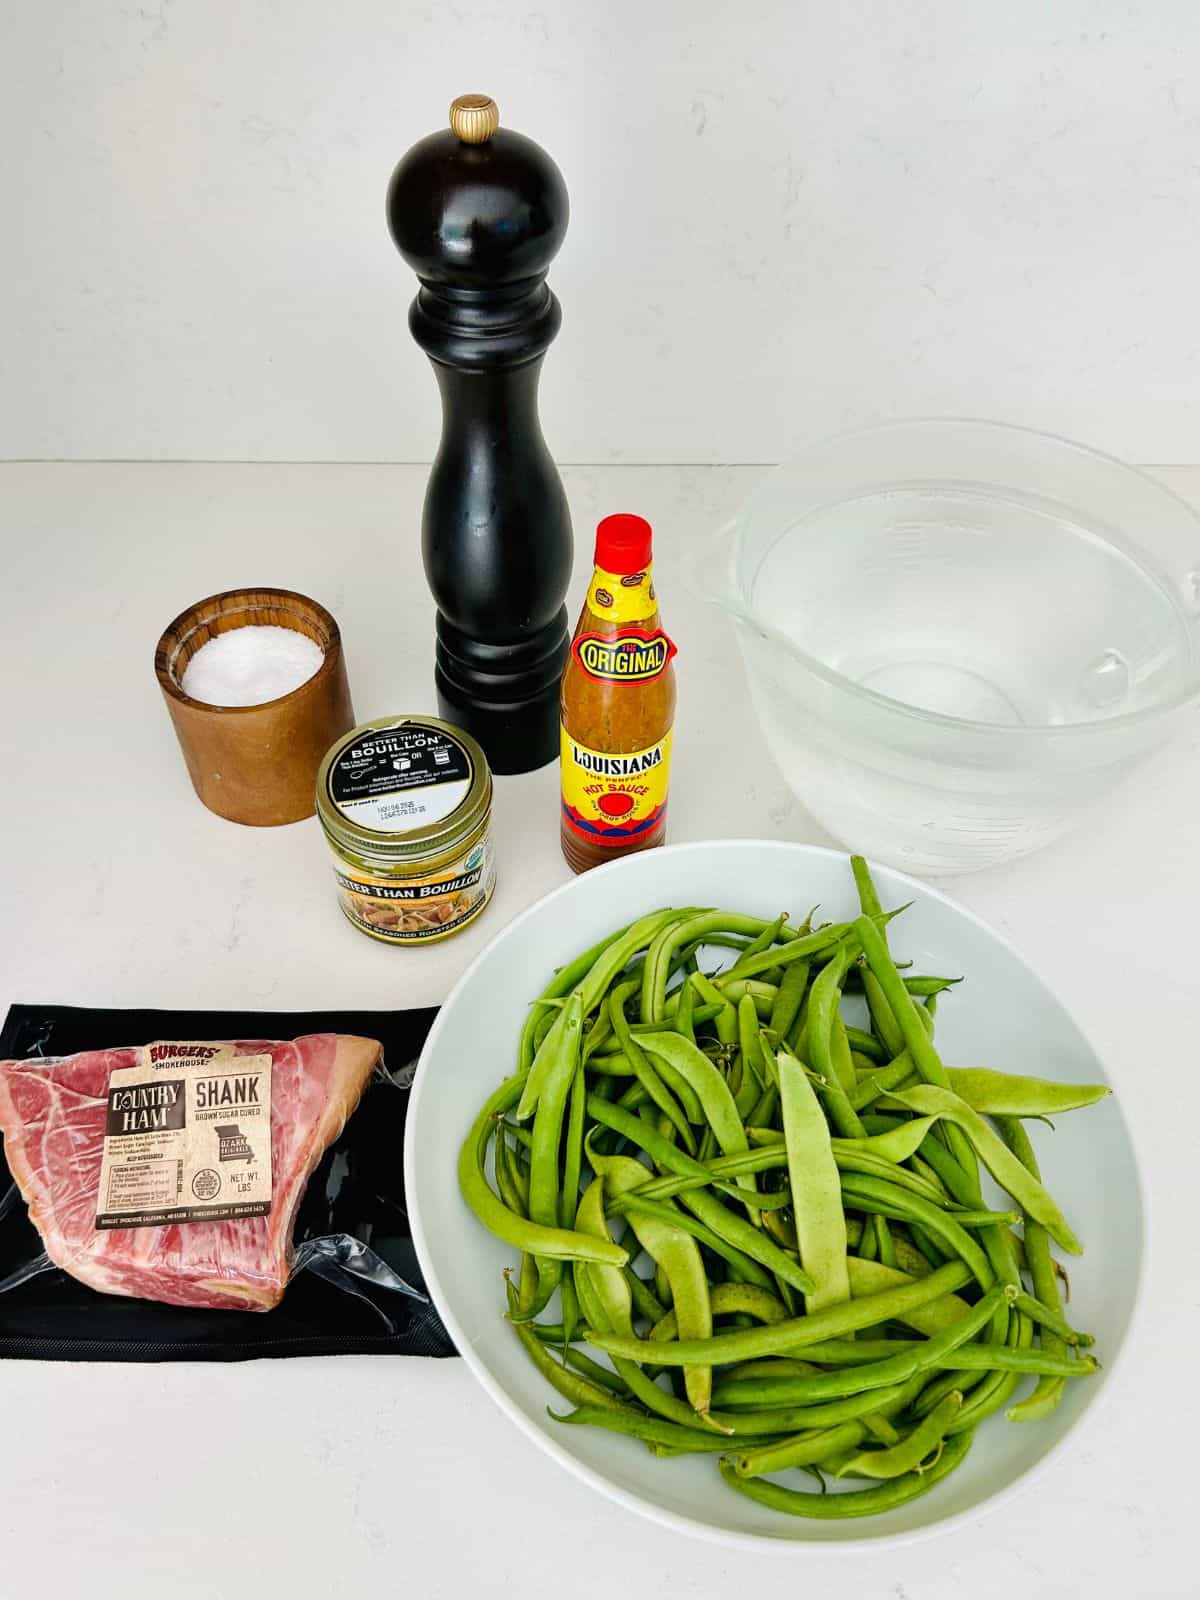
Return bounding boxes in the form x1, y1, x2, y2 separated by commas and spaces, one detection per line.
0, 1034, 380, 1310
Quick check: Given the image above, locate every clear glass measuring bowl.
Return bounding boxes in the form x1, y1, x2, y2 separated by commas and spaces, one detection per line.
693, 418, 1200, 874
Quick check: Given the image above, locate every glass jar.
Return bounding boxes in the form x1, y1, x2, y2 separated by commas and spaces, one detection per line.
316, 716, 495, 944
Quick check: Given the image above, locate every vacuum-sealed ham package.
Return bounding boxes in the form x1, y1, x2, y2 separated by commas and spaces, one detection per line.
0, 1032, 381, 1311
0, 1005, 453, 1360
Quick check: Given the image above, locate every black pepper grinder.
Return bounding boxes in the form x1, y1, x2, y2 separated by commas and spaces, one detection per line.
386, 94, 572, 775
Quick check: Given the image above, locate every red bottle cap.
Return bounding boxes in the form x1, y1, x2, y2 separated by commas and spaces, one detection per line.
595, 513, 653, 575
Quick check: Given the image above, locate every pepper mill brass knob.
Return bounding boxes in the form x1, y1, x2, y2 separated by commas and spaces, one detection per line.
449, 93, 500, 144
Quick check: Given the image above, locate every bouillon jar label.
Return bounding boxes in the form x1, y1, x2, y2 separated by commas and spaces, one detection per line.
560, 730, 673, 847
331, 835, 495, 943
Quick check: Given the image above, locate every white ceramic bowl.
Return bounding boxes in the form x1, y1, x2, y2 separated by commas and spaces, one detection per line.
406, 841, 1144, 1550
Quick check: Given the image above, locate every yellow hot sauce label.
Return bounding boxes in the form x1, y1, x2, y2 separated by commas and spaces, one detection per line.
586, 563, 658, 624
560, 729, 672, 848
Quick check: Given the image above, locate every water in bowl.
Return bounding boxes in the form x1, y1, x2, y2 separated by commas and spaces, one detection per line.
749, 485, 1186, 729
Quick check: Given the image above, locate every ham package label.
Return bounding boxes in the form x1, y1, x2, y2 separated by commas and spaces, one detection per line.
95, 1042, 273, 1230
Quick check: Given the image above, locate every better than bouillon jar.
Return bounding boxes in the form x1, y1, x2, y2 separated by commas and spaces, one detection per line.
316, 716, 495, 945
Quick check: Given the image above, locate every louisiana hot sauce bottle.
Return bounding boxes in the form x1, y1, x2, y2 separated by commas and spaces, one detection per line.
560, 514, 677, 872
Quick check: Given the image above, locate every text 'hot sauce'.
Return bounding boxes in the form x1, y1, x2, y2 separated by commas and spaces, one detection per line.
560, 514, 677, 873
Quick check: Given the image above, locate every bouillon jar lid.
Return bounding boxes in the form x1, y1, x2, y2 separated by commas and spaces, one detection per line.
316, 715, 493, 862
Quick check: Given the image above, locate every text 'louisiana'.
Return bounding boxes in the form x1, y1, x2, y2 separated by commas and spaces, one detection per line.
569, 745, 663, 777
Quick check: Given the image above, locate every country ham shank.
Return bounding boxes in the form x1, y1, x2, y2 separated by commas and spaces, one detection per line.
0, 1033, 380, 1310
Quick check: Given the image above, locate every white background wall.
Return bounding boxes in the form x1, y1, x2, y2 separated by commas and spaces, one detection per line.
2, 0, 1199, 465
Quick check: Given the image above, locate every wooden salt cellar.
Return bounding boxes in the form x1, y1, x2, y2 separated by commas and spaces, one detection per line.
155, 588, 354, 826
387, 94, 573, 774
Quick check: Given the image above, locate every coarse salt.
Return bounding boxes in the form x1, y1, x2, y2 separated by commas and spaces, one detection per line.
181, 625, 326, 707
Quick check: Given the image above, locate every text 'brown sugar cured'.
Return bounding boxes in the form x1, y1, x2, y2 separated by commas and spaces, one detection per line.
560, 514, 677, 873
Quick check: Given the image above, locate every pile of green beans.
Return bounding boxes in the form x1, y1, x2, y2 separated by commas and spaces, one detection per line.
458, 855, 1110, 1524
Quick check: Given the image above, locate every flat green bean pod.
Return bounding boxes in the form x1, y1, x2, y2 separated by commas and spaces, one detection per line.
888, 1083, 1082, 1254
942, 1066, 1110, 1117
589, 1150, 715, 1414
778, 1048, 849, 1311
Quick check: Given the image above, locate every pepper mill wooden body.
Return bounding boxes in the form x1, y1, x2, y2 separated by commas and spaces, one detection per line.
386, 95, 572, 774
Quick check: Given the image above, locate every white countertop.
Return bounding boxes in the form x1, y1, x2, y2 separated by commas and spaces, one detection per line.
2, 461, 1198, 1598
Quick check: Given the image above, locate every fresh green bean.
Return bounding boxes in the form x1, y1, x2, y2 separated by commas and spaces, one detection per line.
856, 1217, 879, 1261
837, 1173, 996, 1290
493, 1126, 528, 1216
704, 921, 851, 990
851, 854, 885, 920
1000, 1117, 1075, 1422
850, 1055, 915, 1110
726, 1419, 870, 1477
573, 1180, 636, 1333
459, 1073, 627, 1268
644, 913, 811, 1023
835, 1390, 963, 1479
948, 1306, 1036, 1432
609, 990, 697, 1154
844, 1026, 886, 1062
718, 1429, 974, 1518
518, 910, 683, 1118
651, 1281, 787, 1340
625, 1266, 668, 1325
638, 1033, 754, 1182
688, 1285, 1013, 1407
610, 1193, 777, 1290
862, 968, 905, 1059
855, 913, 984, 1201
727, 1357, 820, 1381
559, 1345, 632, 1396
747, 1083, 779, 1127
517, 922, 629, 1072
687, 971, 740, 1047
674, 978, 697, 1045
743, 913, 789, 961
734, 994, 764, 1118
561, 1068, 586, 1228
504, 1280, 626, 1412
523, 994, 588, 1309
769, 958, 810, 1044
829, 1014, 858, 1098
844, 1257, 971, 1336
713, 1341, 1095, 1399
586, 1260, 973, 1366
677, 1186, 815, 1295
806, 941, 868, 1139
1008, 1290, 1093, 1347
550, 1406, 768, 1454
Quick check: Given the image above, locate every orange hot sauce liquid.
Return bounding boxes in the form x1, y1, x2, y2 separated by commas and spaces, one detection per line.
560, 515, 677, 874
